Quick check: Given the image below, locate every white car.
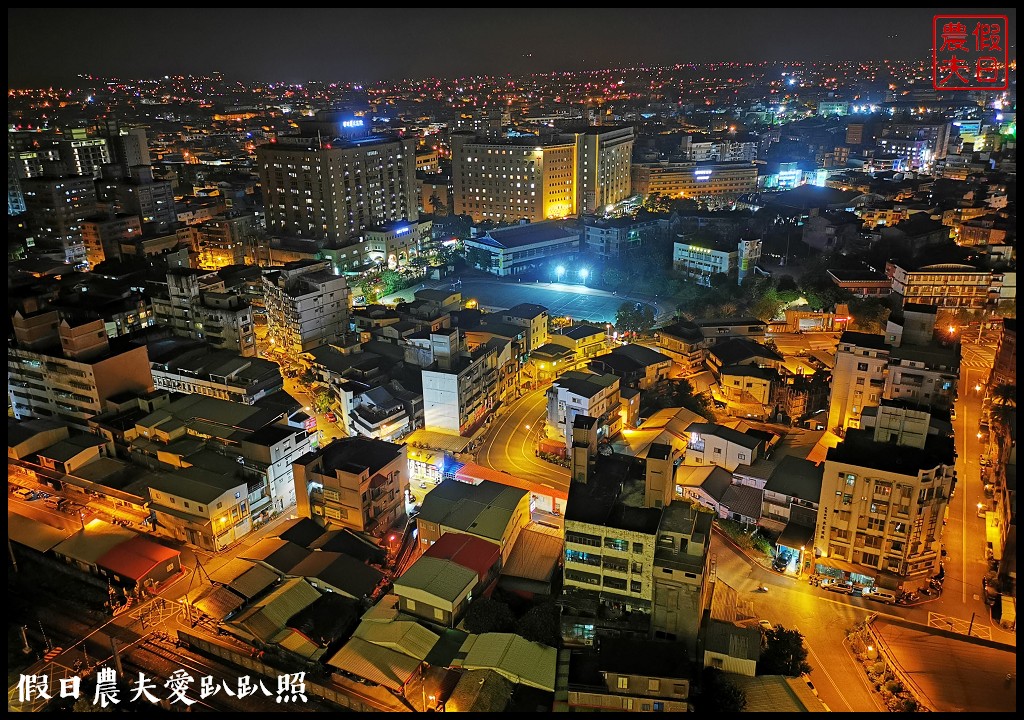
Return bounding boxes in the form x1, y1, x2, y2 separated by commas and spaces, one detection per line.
759, 620, 774, 632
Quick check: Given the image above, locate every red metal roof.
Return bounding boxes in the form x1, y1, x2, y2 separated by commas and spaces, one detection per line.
96, 535, 181, 581
423, 532, 500, 581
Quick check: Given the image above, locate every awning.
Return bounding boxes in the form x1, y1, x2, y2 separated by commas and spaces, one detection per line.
776, 522, 815, 552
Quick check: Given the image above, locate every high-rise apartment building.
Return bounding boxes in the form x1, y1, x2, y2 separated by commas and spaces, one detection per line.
150, 268, 257, 357
827, 305, 959, 434
573, 126, 634, 214
256, 127, 418, 246
81, 212, 142, 267
263, 260, 349, 354
95, 166, 177, 231
195, 211, 262, 270
9, 314, 154, 432
421, 331, 497, 437
20, 175, 97, 265
561, 422, 713, 658
815, 403, 955, 592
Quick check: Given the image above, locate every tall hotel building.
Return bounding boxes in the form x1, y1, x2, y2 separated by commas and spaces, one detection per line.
451, 126, 634, 223
256, 112, 418, 246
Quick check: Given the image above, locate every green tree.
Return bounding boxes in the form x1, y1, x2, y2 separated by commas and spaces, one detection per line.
463, 597, 515, 634
616, 302, 641, 333
379, 268, 405, 295
756, 627, 812, 677
847, 297, 891, 333
313, 389, 333, 414
692, 667, 747, 713
514, 602, 560, 647
465, 246, 494, 272
428, 191, 449, 216
602, 267, 626, 290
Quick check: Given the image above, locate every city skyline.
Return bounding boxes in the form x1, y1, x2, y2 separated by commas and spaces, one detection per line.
8, 8, 1016, 87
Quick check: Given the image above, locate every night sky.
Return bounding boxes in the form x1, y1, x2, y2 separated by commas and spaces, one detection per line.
7, 8, 1016, 87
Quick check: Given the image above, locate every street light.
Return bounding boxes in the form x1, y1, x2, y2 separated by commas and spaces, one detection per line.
580, 268, 589, 285
555, 265, 565, 282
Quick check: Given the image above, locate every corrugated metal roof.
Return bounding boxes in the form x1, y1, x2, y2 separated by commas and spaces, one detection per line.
423, 532, 500, 580
288, 551, 383, 599
393, 556, 476, 604
231, 577, 320, 643
96, 535, 180, 581
454, 633, 557, 692
52, 519, 134, 567
229, 564, 282, 600
500, 524, 562, 582
7, 511, 72, 552
209, 557, 256, 585
361, 594, 400, 623
190, 585, 244, 621
277, 628, 327, 661
239, 537, 310, 574
326, 637, 420, 692
353, 619, 440, 661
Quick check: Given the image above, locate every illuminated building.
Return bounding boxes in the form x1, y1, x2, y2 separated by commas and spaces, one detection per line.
293, 436, 409, 537
547, 370, 621, 451
263, 260, 349, 354
195, 211, 261, 270
451, 132, 576, 222
96, 166, 177, 231
81, 211, 142, 267
827, 305, 959, 434
562, 425, 712, 658
463, 220, 581, 277
421, 336, 497, 437
573, 126, 634, 214
20, 175, 96, 266
362, 219, 426, 270
450, 126, 634, 222
9, 315, 154, 433
256, 116, 418, 246
674, 235, 760, 286
582, 214, 662, 258
631, 161, 757, 204
815, 403, 955, 592
150, 268, 257, 357
885, 261, 991, 310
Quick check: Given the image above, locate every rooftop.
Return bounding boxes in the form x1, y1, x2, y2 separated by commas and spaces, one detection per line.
827, 428, 956, 474
564, 454, 662, 534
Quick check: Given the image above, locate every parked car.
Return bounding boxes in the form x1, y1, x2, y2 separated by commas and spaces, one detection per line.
759, 620, 775, 632
825, 583, 854, 595
43, 496, 62, 509
12, 487, 36, 500
418, 481, 428, 489
324, 411, 337, 423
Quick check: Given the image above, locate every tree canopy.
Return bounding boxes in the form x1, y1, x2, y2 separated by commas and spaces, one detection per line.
756, 626, 812, 677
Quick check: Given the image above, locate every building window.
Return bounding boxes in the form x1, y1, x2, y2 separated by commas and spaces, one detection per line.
631, 580, 643, 593
632, 542, 644, 554
618, 677, 629, 690
648, 679, 661, 692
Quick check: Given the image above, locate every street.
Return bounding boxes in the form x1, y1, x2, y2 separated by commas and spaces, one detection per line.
475, 387, 570, 491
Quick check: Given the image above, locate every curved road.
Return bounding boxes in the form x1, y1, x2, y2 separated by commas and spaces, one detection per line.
476, 387, 570, 490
